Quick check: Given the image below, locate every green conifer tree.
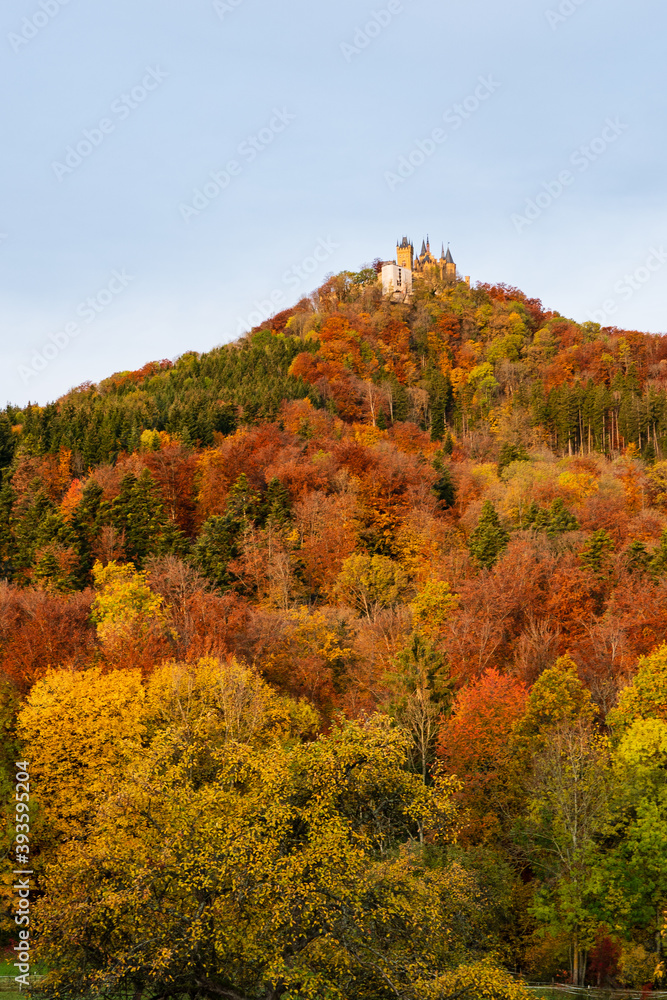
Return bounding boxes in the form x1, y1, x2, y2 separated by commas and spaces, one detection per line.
546, 498, 579, 536
0, 482, 17, 580
580, 529, 615, 575
70, 480, 104, 586
263, 477, 292, 527
191, 515, 237, 591
432, 459, 456, 509
109, 470, 167, 566
469, 501, 509, 570
649, 530, 667, 580
625, 539, 651, 576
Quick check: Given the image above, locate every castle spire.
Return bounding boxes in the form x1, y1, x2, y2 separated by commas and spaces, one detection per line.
420, 239, 427, 256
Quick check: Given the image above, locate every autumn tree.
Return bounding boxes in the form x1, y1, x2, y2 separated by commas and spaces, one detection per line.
31, 712, 526, 1000
437, 669, 528, 845
335, 552, 409, 620
17, 667, 146, 854
91, 560, 173, 672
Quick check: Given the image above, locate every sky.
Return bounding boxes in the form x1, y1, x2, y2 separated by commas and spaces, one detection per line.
1, 0, 666, 407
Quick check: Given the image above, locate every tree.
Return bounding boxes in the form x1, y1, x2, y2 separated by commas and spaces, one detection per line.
609, 644, 667, 732
335, 552, 409, 620
0, 585, 96, 691
106, 469, 169, 566
91, 560, 172, 672
516, 655, 597, 749
514, 658, 605, 985
387, 633, 453, 784
625, 539, 651, 576
432, 459, 456, 508
17, 667, 146, 852
579, 529, 615, 576
592, 717, 667, 958
498, 443, 528, 475
469, 501, 509, 570
650, 530, 667, 579
192, 514, 238, 591
31, 714, 524, 1000
525, 719, 610, 985
411, 579, 458, 642
546, 498, 579, 537
437, 669, 528, 846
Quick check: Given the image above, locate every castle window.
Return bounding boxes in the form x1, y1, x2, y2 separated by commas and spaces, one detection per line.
397, 268, 402, 286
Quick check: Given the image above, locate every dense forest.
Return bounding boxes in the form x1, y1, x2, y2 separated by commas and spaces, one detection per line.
2, 266, 667, 1000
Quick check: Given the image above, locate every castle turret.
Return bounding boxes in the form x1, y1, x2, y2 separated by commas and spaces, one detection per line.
396, 236, 414, 271
444, 245, 456, 281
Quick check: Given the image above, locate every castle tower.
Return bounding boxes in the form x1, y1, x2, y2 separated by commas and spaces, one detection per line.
396, 236, 414, 271
444, 245, 456, 282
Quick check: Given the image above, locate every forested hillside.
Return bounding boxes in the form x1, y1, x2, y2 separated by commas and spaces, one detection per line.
2, 268, 667, 998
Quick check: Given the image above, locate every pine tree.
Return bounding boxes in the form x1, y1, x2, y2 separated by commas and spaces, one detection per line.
109, 470, 167, 566
70, 480, 104, 586
263, 477, 292, 527
649, 530, 667, 580
0, 482, 17, 580
625, 539, 651, 576
191, 515, 237, 591
469, 501, 509, 570
0, 414, 16, 476
580, 529, 615, 575
225, 474, 262, 527
523, 500, 540, 529
546, 498, 579, 536
432, 459, 456, 509
497, 442, 528, 475
387, 632, 453, 783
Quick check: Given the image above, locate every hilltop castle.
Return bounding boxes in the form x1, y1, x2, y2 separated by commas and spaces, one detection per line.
381, 236, 469, 301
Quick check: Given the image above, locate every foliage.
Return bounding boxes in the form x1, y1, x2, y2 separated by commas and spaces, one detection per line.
469, 501, 509, 570
411, 579, 458, 642
335, 552, 409, 619
6, 269, 667, 983
31, 710, 508, 1000
386, 632, 453, 782
609, 644, 667, 732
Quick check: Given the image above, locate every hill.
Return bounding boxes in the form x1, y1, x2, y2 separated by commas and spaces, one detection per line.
2, 268, 667, 990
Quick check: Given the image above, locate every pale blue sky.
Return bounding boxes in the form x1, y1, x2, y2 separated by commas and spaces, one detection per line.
2, 0, 665, 405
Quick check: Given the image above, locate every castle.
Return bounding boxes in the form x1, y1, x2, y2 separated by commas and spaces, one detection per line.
381, 236, 469, 301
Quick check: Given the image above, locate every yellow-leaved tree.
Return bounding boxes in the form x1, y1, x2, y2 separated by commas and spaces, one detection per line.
27, 665, 530, 1000
17, 667, 146, 854
91, 559, 173, 671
